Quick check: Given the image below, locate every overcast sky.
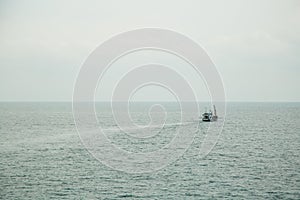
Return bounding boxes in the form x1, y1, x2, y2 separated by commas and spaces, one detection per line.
0, 0, 299, 101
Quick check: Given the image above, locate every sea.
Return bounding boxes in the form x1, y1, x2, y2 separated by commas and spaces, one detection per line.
1, 102, 299, 199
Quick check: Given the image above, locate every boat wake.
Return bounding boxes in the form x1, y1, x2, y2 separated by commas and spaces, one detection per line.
102, 120, 201, 132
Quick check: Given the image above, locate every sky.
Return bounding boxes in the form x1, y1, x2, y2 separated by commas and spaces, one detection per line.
0, 0, 299, 102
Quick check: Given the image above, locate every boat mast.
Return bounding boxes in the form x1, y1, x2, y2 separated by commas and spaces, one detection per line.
213, 105, 217, 116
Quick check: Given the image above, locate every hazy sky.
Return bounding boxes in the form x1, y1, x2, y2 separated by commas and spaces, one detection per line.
0, 0, 299, 101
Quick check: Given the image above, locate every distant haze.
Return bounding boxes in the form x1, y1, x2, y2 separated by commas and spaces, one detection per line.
0, 0, 299, 102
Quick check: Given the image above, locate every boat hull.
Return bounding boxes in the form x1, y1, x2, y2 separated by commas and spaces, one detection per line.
202, 116, 218, 122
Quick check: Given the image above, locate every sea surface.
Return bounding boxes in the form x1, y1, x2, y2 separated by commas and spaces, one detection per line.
1, 102, 299, 199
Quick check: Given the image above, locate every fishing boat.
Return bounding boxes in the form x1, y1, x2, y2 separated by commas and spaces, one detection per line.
202, 105, 218, 122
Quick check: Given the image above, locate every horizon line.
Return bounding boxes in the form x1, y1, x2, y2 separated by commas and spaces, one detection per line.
0, 100, 299, 103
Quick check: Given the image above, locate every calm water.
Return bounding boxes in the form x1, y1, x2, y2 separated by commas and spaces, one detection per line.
1, 102, 299, 199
